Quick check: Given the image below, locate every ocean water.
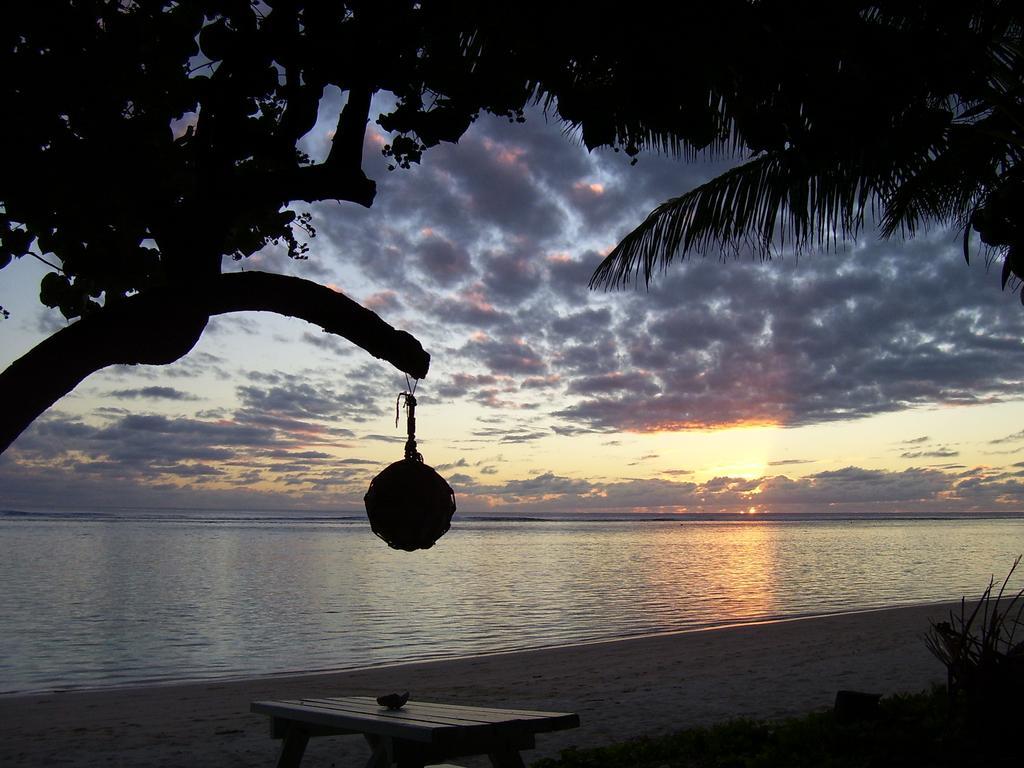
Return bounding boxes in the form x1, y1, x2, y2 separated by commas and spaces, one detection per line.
1, 510, 1022, 694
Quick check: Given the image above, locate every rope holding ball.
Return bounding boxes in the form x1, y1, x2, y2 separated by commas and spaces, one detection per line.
364, 382, 456, 551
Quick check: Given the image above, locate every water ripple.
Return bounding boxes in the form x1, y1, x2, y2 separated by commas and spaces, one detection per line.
1, 517, 1022, 693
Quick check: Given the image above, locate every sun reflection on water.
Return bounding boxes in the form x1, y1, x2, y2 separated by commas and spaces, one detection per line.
633, 521, 781, 626
2, 516, 1023, 692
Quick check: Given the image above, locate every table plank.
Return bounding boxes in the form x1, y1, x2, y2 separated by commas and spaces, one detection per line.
398, 704, 578, 732
294, 699, 506, 731
295, 698, 559, 729
295, 697, 579, 731
330, 697, 579, 725
253, 703, 536, 746
264, 700, 499, 729
252, 701, 449, 743
251, 696, 581, 756
296, 700, 495, 724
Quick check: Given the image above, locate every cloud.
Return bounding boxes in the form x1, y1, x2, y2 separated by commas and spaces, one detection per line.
107, 386, 200, 401
300, 331, 355, 355
299, 106, 1024, 441
413, 230, 474, 287
362, 290, 402, 313
0, 359, 405, 509
470, 425, 549, 443
235, 366, 390, 424
8, 103, 1024, 515
5, 392, 1023, 517
7, 412, 298, 481
496, 471, 594, 498
546, 251, 603, 303
552, 337, 621, 375
445, 133, 567, 240
550, 307, 614, 340
435, 372, 502, 399
900, 448, 960, 459
553, 239, 1024, 432
452, 464, 1024, 516
436, 458, 469, 471
479, 247, 543, 305
428, 289, 510, 328
520, 375, 561, 390
461, 335, 547, 377
566, 371, 659, 397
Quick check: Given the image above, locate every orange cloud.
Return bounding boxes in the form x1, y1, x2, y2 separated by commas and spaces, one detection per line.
482, 137, 526, 167
363, 291, 401, 312
547, 251, 574, 263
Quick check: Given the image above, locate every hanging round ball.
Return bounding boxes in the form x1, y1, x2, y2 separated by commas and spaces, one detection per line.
364, 457, 456, 551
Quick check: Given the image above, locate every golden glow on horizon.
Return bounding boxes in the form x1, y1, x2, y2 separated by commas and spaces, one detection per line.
35, 319, 1024, 514
633, 417, 782, 433
704, 461, 768, 480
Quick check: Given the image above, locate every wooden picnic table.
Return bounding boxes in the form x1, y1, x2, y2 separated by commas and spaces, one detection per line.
251, 695, 580, 768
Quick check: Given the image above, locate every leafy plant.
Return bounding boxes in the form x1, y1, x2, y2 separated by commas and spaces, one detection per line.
924, 555, 1024, 719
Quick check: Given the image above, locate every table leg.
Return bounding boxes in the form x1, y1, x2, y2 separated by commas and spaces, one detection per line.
364, 734, 393, 768
276, 728, 310, 768
488, 750, 526, 768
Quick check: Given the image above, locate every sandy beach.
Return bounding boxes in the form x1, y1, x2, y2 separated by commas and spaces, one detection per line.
1, 602, 955, 768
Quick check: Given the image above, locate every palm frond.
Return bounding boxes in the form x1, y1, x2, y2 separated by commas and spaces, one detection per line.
590, 99, 1012, 290
878, 128, 993, 241
590, 150, 879, 289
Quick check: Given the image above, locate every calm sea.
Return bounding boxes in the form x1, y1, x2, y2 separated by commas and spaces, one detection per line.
1, 510, 1022, 695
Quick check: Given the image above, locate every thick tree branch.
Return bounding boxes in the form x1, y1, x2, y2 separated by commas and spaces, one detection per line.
329, 86, 373, 170
259, 85, 378, 208
225, 86, 378, 211
203, 271, 429, 378
0, 272, 430, 455
267, 163, 377, 207
0, 291, 209, 455
278, 79, 324, 147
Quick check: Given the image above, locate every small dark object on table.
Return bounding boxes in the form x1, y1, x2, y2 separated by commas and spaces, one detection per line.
376, 691, 410, 710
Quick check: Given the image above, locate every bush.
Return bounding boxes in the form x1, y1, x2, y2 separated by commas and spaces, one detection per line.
533, 688, 1011, 768
924, 555, 1024, 722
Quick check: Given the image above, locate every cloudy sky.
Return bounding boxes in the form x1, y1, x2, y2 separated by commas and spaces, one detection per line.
3, 90, 1024, 516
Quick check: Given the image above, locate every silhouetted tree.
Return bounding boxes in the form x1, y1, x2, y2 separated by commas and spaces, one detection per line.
1, 1, 442, 453
589, 2, 1024, 290
2, 2, 1019, 453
